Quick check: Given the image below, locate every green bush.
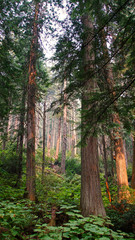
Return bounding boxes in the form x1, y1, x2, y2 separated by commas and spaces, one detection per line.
106, 201, 135, 233
0, 142, 26, 174
32, 205, 135, 239
65, 157, 81, 177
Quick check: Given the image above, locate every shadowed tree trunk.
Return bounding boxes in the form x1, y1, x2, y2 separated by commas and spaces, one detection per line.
26, 1, 39, 201
16, 78, 27, 185
81, 14, 106, 217
102, 135, 111, 203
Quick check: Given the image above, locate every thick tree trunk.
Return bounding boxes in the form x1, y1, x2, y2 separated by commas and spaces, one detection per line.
61, 78, 67, 174
81, 136, 106, 216
55, 116, 61, 160
42, 100, 46, 181
26, 2, 39, 201
81, 14, 106, 217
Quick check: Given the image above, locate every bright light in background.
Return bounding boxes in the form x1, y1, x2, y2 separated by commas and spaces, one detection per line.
40, 0, 68, 66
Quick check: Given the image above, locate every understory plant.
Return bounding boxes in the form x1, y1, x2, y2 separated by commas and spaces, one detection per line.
32, 205, 135, 240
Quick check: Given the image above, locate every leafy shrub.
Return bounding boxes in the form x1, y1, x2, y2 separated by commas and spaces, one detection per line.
0, 200, 39, 239
32, 205, 135, 239
0, 142, 25, 174
65, 157, 81, 177
106, 201, 135, 234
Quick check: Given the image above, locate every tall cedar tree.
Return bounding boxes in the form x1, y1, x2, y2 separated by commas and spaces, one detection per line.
26, 1, 39, 201
81, 13, 106, 217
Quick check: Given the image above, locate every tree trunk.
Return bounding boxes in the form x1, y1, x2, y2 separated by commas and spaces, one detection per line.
131, 130, 135, 189
26, 2, 39, 201
71, 106, 76, 158
61, 78, 67, 174
81, 14, 106, 217
55, 116, 61, 160
2, 117, 8, 150
101, 29, 129, 201
16, 79, 27, 185
109, 134, 115, 178
102, 135, 111, 203
42, 100, 46, 181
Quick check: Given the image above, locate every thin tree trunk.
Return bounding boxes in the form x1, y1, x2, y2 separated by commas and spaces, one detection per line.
16, 79, 27, 185
42, 100, 46, 181
61, 78, 67, 174
26, 2, 39, 201
71, 105, 76, 158
55, 116, 61, 160
101, 29, 129, 201
131, 130, 135, 189
109, 134, 115, 178
2, 117, 8, 150
102, 135, 111, 203
81, 14, 106, 217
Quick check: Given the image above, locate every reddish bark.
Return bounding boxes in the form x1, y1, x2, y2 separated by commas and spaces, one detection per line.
131, 132, 135, 189
26, 2, 39, 201
81, 14, 106, 217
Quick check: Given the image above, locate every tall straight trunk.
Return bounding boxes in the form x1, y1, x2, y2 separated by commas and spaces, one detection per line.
51, 119, 55, 149
42, 100, 46, 181
61, 78, 67, 174
55, 116, 61, 160
47, 134, 51, 157
81, 14, 106, 217
102, 135, 111, 203
35, 105, 40, 149
16, 79, 27, 185
131, 130, 135, 189
109, 134, 114, 178
7, 114, 12, 139
26, 2, 39, 201
71, 105, 76, 158
101, 29, 129, 200
2, 117, 9, 150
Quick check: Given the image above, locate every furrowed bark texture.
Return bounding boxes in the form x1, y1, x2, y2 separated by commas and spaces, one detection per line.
81, 14, 106, 217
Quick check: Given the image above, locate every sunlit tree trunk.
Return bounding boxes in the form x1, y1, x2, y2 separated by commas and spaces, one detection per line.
26, 1, 39, 201
131, 130, 135, 189
81, 14, 106, 217
61, 78, 67, 174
